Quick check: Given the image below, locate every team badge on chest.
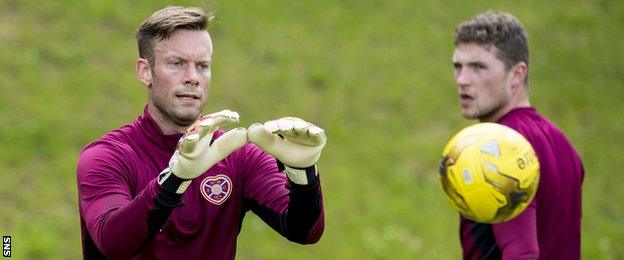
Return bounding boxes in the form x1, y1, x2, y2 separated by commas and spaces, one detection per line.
200, 175, 233, 205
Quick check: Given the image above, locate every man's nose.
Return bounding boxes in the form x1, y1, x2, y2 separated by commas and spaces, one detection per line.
184, 65, 200, 86
455, 68, 470, 88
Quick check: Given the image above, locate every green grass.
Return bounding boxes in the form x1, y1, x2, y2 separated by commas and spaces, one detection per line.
0, 0, 622, 259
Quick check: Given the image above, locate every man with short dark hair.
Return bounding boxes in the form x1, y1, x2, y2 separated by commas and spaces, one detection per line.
451, 11, 584, 259
77, 6, 325, 259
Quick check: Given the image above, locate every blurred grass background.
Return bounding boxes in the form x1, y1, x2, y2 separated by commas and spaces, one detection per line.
0, 0, 622, 259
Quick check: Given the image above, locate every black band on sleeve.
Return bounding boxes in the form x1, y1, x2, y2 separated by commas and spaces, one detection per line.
284, 172, 322, 243
245, 174, 322, 244
155, 185, 185, 208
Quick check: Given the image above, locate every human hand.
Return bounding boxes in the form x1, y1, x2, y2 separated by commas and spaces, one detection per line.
247, 117, 326, 185
159, 110, 247, 194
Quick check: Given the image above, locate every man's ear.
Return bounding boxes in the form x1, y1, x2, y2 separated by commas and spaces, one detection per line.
136, 58, 152, 87
511, 61, 528, 87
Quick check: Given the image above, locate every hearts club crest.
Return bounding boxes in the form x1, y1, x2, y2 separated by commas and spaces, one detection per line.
200, 175, 232, 205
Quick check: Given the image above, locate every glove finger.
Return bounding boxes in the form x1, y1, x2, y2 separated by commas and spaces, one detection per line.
274, 118, 297, 137
248, 123, 281, 152
307, 125, 327, 146
284, 120, 326, 146
196, 117, 216, 138
292, 119, 308, 131
206, 127, 248, 162
180, 133, 201, 154
205, 109, 238, 119
278, 117, 297, 130
287, 119, 312, 138
198, 110, 240, 136
263, 120, 280, 133
209, 110, 239, 130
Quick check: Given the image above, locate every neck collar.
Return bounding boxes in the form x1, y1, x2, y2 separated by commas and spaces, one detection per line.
138, 106, 183, 152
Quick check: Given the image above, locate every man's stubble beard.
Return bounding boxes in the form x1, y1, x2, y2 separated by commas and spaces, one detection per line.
150, 75, 205, 127
464, 94, 508, 122
152, 93, 201, 127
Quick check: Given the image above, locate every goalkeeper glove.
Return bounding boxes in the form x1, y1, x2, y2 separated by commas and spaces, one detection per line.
158, 110, 247, 194
247, 117, 327, 185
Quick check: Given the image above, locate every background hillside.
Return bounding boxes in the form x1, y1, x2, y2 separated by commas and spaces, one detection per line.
1, 0, 622, 259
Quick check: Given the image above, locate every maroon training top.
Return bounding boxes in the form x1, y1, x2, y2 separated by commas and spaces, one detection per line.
460, 107, 584, 260
77, 107, 324, 259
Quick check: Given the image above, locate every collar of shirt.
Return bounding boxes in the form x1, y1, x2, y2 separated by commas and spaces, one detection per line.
138, 106, 184, 153
498, 107, 537, 123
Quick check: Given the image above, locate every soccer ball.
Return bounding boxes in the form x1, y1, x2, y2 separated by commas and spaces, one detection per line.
439, 123, 540, 223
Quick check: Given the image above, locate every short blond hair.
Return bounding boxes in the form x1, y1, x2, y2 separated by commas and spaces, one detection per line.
136, 6, 214, 66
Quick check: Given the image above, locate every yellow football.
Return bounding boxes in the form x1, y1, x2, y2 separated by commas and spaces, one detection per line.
439, 123, 540, 223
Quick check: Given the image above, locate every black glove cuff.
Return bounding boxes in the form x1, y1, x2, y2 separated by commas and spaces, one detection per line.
158, 168, 192, 194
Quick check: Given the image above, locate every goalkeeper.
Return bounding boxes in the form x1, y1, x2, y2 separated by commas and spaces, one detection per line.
77, 6, 326, 259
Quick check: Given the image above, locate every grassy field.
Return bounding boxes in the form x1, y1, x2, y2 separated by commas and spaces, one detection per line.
1, 0, 622, 259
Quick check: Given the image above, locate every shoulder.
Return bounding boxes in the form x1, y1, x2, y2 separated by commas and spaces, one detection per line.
81, 125, 138, 160
499, 108, 548, 141
77, 125, 139, 179
499, 108, 567, 142
80, 116, 146, 158
499, 108, 582, 169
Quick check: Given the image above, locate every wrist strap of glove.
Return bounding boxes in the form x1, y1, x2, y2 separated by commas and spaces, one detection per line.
277, 160, 319, 186
158, 168, 193, 194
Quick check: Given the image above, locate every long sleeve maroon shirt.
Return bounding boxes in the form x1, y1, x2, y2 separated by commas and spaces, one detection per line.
460, 107, 584, 260
77, 108, 324, 259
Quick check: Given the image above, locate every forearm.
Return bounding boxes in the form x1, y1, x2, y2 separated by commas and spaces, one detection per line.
83, 180, 182, 258
283, 175, 324, 243
250, 169, 324, 244
244, 114, 328, 244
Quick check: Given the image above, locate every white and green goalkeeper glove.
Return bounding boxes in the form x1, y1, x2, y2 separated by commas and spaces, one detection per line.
247, 117, 327, 185
158, 110, 248, 194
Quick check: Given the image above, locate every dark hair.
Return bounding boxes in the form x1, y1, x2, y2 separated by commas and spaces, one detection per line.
136, 6, 214, 66
454, 11, 529, 83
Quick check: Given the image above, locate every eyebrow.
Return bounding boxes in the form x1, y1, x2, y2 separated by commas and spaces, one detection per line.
453, 61, 486, 67
163, 55, 211, 64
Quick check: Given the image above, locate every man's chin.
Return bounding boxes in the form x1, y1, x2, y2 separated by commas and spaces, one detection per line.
461, 110, 481, 120
171, 110, 202, 126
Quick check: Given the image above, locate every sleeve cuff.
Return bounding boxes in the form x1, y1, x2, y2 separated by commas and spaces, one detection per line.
155, 168, 189, 208
158, 168, 193, 194
277, 160, 319, 187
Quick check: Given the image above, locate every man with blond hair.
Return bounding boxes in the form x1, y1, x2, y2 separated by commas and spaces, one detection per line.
78, 6, 326, 259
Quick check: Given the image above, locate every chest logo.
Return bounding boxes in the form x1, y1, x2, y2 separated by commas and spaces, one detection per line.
200, 174, 233, 205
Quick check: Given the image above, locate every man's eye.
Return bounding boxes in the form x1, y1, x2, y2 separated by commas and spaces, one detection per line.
170, 60, 183, 67
198, 63, 210, 70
